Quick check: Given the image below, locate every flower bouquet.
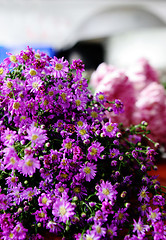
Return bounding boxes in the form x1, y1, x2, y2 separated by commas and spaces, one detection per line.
0, 47, 165, 240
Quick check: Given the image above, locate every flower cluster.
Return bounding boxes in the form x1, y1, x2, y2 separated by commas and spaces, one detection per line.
0, 47, 165, 240
90, 58, 166, 149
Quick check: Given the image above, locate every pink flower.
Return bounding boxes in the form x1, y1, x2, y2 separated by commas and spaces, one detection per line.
25, 124, 48, 148
92, 68, 136, 126
80, 162, 97, 182
90, 63, 115, 89
132, 82, 166, 147
19, 154, 40, 176
127, 58, 159, 92
96, 180, 117, 204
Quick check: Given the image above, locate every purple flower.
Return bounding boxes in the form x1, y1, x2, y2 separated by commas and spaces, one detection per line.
106, 223, 117, 239
147, 207, 161, 223
1, 128, 18, 146
38, 193, 52, 209
50, 56, 69, 78
96, 180, 117, 204
19, 154, 40, 177
113, 208, 129, 225
52, 197, 75, 223
113, 99, 124, 114
102, 119, 118, 138
133, 217, 150, 237
80, 162, 97, 182
138, 186, 150, 202
24, 124, 48, 148
83, 229, 101, 240
87, 141, 104, 161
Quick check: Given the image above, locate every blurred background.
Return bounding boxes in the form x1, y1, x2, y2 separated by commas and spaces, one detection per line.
1, 0, 166, 82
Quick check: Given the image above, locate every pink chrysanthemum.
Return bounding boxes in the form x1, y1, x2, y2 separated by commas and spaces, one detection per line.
19, 154, 40, 176
25, 124, 48, 148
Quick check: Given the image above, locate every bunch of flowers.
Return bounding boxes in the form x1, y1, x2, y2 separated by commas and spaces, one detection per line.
0, 47, 165, 240
90, 58, 166, 150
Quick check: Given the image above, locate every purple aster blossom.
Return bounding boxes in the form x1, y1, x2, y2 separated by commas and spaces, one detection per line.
112, 99, 124, 114
138, 203, 149, 216
70, 182, 87, 200
46, 220, 64, 234
102, 119, 118, 138
128, 134, 142, 145
138, 186, 150, 202
22, 187, 40, 201
133, 217, 150, 237
0, 212, 14, 234
61, 137, 75, 153
80, 162, 97, 182
106, 223, 117, 239
12, 222, 28, 239
109, 148, 120, 159
94, 92, 107, 105
76, 122, 90, 141
7, 183, 24, 205
87, 106, 105, 122
5, 173, 19, 188
113, 208, 129, 225
83, 229, 101, 240
0, 193, 10, 211
3, 146, 20, 171
50, 56, 69, 78
26, 76, 43, 93
101, 199, 114, 214
33, 208, 48, 223
8, 98, 25, 116
26, 98, 39, 115
96, 180, 117, 204
19, 154, 40, 177
153, 195, 165, 206
24, 124, 48, 148
147, 207, 161, 223
52, 197, 75, 223
38, 193, 52, 209
73, 93, 88, 111
87, 141, 104, 161
91, 223, 106, 237
153, 221, 166, 240
1, 128, 18, 146
4, 52, 19, 67
71, 59, 85, 73
54, 183, 69, 197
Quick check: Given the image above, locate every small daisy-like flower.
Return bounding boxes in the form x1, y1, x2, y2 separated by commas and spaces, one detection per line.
19, 154, 40, 177
52, 198, 75, 223
87, 141, 104, 161
133, 217, 150, 237
112, 99, 124, 114
94, 92, 107, 104
25, 124, 48, 148
84, 229, 101, 240
38, 193, 52, 209
50, 56, 69, 78
109, 148, 120, 159
147, 207, 161, 223
27, 76, 43, 93
1, 128, 18, 146
113, 208, 129, 225
80, 162, 97, 182
102, 119, 118, 138
91, 223, 106, 237
138, 186, 150, 202
96, 180, 117, 204
106, 223, 117, 239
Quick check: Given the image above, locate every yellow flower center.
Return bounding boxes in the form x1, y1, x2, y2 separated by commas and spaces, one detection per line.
6, 134, 12, 140
10, 157, 16, 165
9, 233, 14, 238
22, 54, 29, 61
86, 237, 93, 240
118, 213, 124, 220
59, 206, 67, 216
90, 147, 97, 156
32, 82, 39, 89
74, 186, 81, 193
141, 191, 147, 198
35, 53, 41, 59
38, 212, 45, 218
91, 111, 98, 118
48, 90, 54, 96
58, 187, 64, 193
65, 142, 72, 149
141, 204, 147, 211
96, 226, 101, 233
136, 224, 142, 231
10, 55, 17, 63
55, 63, 63, 71
106, 124, 114, 132
20, 116, 26, 121
11, 177, 16, 183
77, 121, 83, 126
61, 93, 66, 102
0, 68, 4, 75
13, 102, 20, 110
44, 99, 49, 106
102, 188, 110, 196
83, 167, 91, 174
26, 160, 33, 167
79, 129, 86, 136
32, 134, 38, 140
107, 229, 113, 235
150, 212, 157, 219
98, 94, 104, 100
42, 197, 48, 205
29, 69, 37, 76
7, 81, 13, 88
75, 99, 81, 106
